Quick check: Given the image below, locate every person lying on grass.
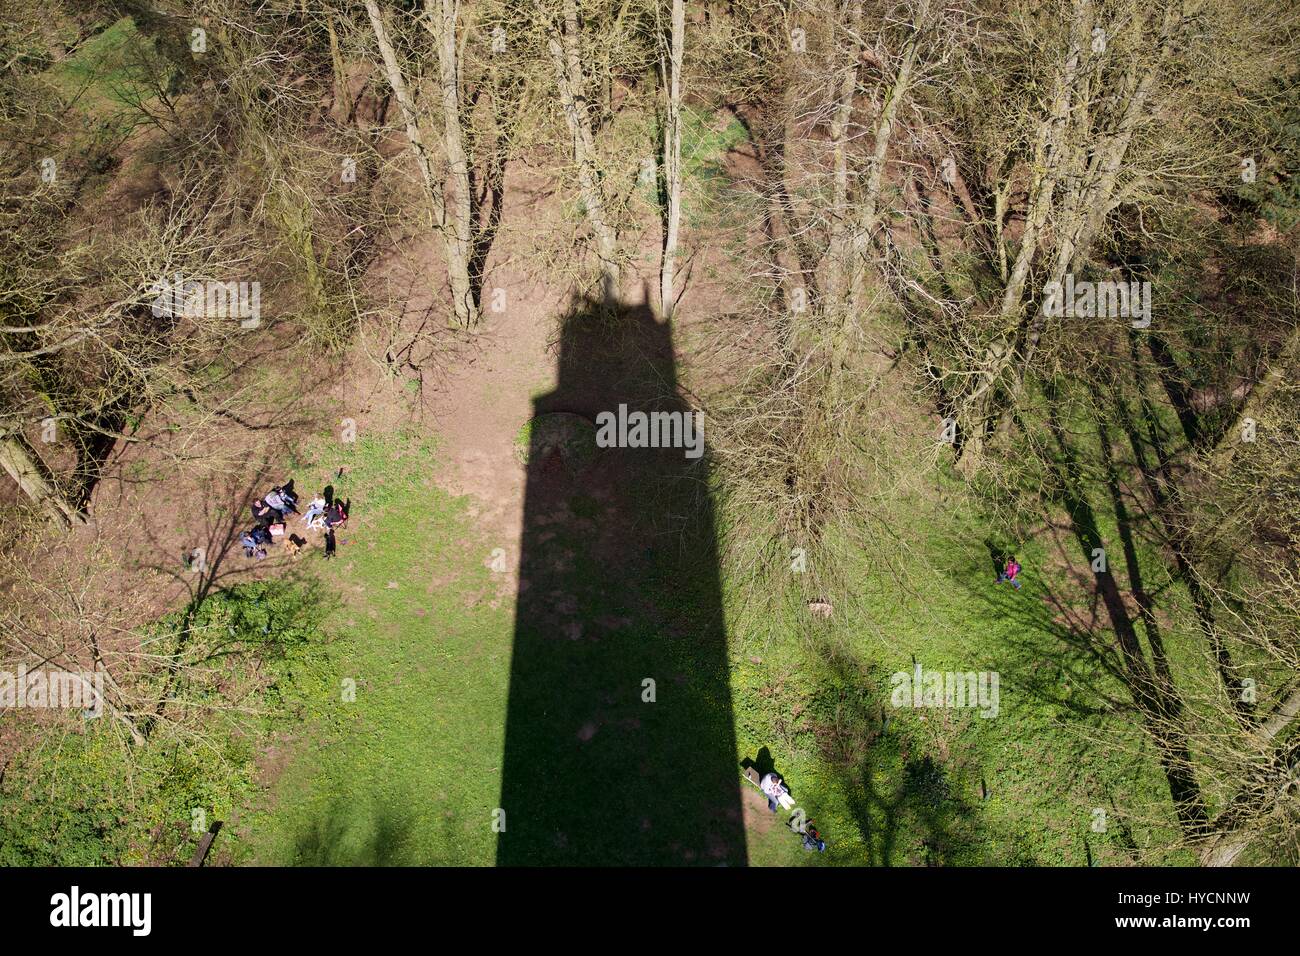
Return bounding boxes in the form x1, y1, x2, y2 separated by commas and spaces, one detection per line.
301, 495, 327, 529
266, 482, 298, 515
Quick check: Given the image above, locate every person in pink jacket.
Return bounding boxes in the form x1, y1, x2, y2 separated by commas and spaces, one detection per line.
997, 556, 1022, 590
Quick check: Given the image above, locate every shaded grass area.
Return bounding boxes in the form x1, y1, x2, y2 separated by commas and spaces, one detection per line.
630, 105, 751, 227
3, 425, 1192, 866
32, 15, 165, 200
45, 17, 162, 119
495, 504, 746, 865
8, 420, 1201, 865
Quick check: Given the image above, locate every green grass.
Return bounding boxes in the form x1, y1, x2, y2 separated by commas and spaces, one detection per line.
512, 412, 597, 468
633, 106, 751, 227
717, 451, 1190, 866
229, 414, 1190, 865
7, 415, 1202, 865
234, 433, 513, 864
45, 17, 159, 116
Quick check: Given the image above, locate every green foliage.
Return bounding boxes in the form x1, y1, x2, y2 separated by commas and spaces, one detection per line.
0, 581, 327, 865
633, 106, 750, 224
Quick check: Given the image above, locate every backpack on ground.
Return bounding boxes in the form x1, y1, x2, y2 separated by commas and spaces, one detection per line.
801, 823, 827, 852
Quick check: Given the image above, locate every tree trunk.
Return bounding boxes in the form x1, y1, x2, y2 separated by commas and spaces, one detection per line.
364, 1, 442, 214
844, 31, 917, 315
425, 0, 478, 327
547, 0, 620, 300
1200, 700, 1300, 865
659, 0, 685, 319
822, 0, 863, 309
0, 432, 80, 527
1206, 321, 1300, 468
956, 0, 1091, 466
365, 0, 478, 326
960, 4, 1182, 467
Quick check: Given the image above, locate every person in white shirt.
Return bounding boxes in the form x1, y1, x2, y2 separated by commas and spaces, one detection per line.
760, 772, 786, 813
301, 496, 327, 529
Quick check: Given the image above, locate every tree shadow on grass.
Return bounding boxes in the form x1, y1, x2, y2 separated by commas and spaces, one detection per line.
810, 648, 989, 865
953, 525, 1132, 722
290, 793, 419, 866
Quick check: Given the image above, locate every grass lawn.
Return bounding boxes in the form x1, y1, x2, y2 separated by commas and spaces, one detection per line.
726, 486, 1185, 867
235, 433, 513, 864
233, 429, 1187, 865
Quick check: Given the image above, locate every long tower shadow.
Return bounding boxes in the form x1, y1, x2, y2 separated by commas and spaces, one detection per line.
496, 293, 746, 865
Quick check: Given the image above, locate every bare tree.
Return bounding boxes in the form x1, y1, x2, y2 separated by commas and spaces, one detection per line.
657, 0, 685, 318
364, 0, 478, 325
545, 0, 622, 299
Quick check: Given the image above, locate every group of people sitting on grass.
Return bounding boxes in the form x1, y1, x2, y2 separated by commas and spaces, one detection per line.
241, 479, 348, 561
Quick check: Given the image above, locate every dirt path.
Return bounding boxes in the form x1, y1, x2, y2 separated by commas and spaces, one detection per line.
423, 268, 557, 574
416, 176, 658, 585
